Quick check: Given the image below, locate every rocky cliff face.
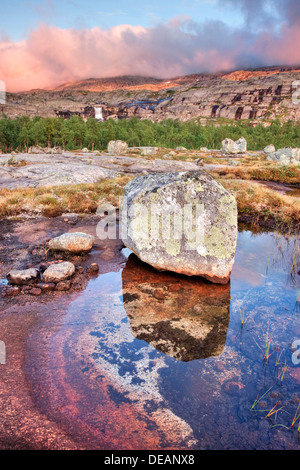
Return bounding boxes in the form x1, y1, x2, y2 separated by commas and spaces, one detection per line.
1, 67, 300, 124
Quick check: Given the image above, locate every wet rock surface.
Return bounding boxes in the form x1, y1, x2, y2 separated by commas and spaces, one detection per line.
0, 215, 115, 300
7, 268, 39, 285
42, 262, 75, 283
0, 217, 299, 450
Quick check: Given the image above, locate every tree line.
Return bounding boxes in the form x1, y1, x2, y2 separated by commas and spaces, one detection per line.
0, 115, 300, 152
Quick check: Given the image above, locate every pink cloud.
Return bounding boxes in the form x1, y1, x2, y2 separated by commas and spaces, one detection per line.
0, 17, 300, 92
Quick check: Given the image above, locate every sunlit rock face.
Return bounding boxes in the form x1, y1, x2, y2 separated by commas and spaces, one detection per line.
122, 254, 230, 362
121, 170, 238, 284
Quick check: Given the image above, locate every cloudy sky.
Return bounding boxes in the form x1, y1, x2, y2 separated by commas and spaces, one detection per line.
1, 0, 300, 91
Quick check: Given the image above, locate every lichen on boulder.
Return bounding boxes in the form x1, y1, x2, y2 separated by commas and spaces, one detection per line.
120, 170, 238, 284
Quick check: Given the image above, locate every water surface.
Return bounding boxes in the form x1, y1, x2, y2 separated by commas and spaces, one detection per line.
24, 226, 300, 450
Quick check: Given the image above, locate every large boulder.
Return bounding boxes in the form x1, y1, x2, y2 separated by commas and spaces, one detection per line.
42, 262, 75, 283
107, 140, 128, 155
267, 147, 300, 165
120, 171, 238, 284
49, 232, 95, 253
222, 137, 247, 154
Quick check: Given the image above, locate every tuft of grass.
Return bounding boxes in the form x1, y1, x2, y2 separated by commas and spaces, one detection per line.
209, 162, 300, 185
236, 299, 247, 326
222, 179, 300, 231
291, 403, 300, 429
0, 175, 133, 218
254, 328, 273, 363
279, 360, 288, 386
264, 402, 284, 419
251, 386, 273, 410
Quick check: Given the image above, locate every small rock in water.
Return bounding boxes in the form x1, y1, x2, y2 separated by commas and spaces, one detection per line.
37, 282, 56, 292
29, 287, 42, 296
3, 286, 20, 297
55, 280, 72, 291
42, 262, 75, 283
49, 232, 95, 254
86, 263, 99, 274
7, 268, 39, 285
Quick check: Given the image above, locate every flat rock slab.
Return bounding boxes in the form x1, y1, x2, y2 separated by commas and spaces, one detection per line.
0, 162, 119, 189
121, 170, 238, 284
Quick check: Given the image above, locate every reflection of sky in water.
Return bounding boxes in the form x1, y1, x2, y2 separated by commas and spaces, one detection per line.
232, 229, 299, 292
51, 228, 300, 449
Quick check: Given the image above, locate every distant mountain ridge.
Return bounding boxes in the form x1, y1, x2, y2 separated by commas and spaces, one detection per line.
2, 65, 300, 124
51, 66, 300, 93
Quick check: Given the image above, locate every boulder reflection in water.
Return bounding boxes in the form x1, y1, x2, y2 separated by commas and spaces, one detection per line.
122, 254, 230, 362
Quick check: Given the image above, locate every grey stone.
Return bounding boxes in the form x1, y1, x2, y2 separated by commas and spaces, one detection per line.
267, 147, 300, 165
264, 144, 276, 154
7, 268, 39, 285
140, 147, 158, 156
42, 262, 75, 283
222, 137, 247, 154
120, 170, 237, 284
107, 140, 128, 155
49, 232, 95, 253
0, 162, 119, 189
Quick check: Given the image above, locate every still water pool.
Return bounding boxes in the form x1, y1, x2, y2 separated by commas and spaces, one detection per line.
27, 226, 300, 450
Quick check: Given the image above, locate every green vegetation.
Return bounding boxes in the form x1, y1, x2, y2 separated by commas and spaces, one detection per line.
1, 115, 300, 152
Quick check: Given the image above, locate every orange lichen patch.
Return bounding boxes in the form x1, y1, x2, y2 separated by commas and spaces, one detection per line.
54, 78, 180, 93
222, 69, 300, 81
122, 82, 180, 92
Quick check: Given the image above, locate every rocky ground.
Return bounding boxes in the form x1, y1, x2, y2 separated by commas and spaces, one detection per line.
0, 143, 299, 450
2, 66, 300, 124
0, 149, 201, 189
0, 145, 299, 296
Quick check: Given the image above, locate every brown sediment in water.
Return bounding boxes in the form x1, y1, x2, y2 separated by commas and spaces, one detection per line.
0, 216, 198, 449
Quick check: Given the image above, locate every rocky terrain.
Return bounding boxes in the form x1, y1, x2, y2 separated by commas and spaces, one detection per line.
1, 66, 300, 125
